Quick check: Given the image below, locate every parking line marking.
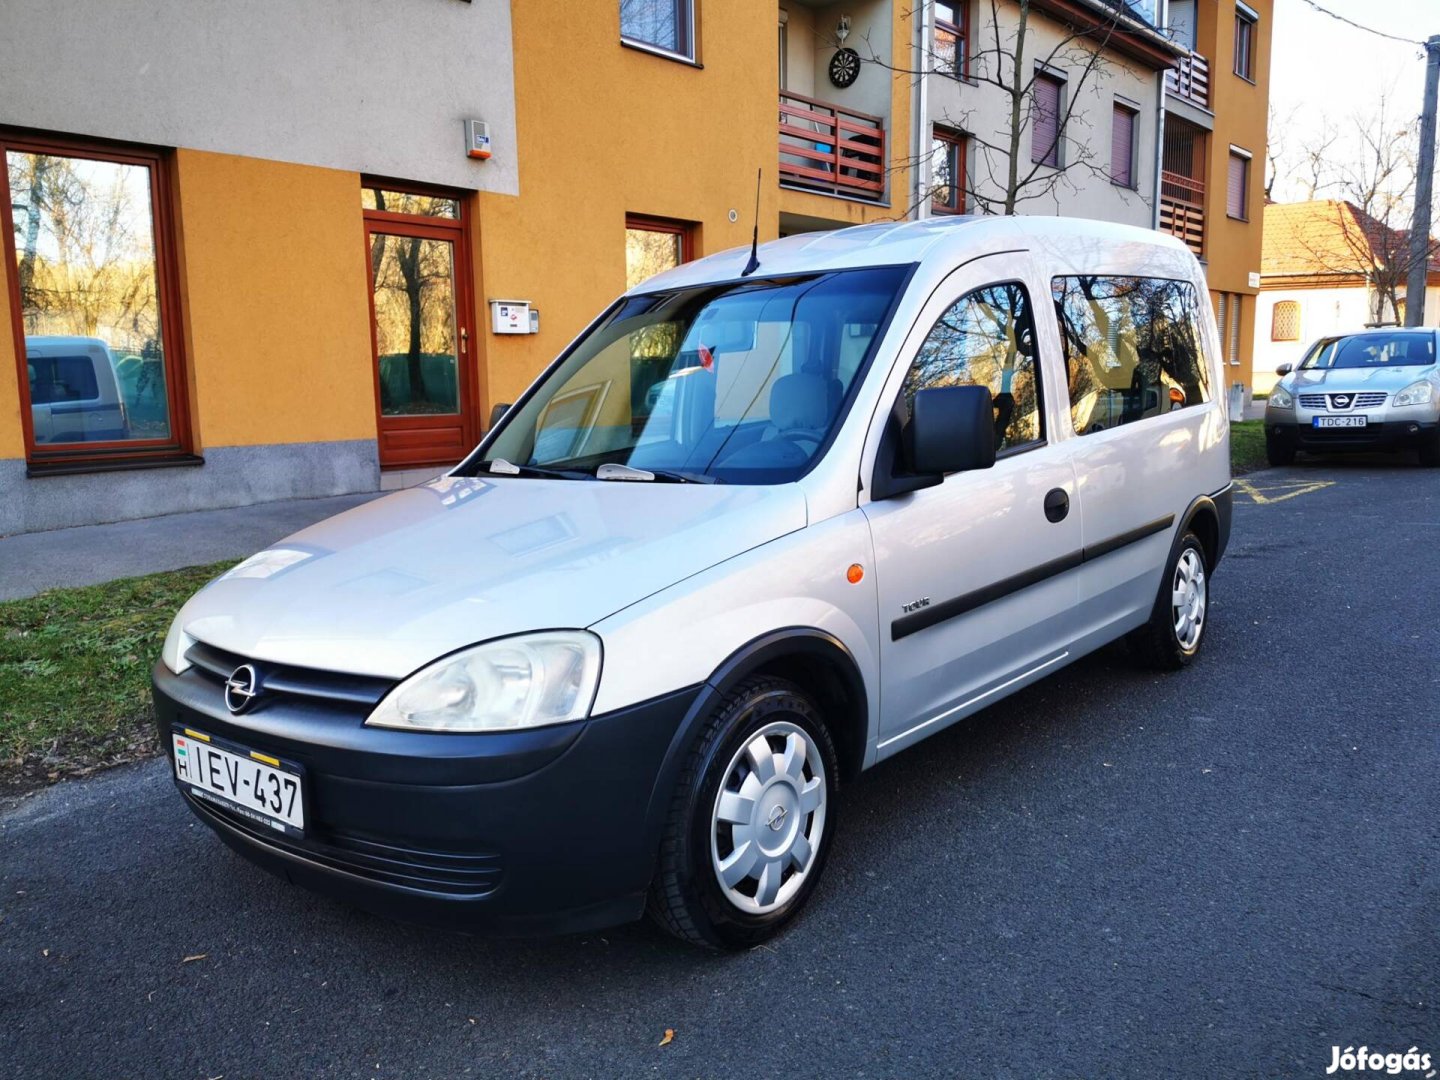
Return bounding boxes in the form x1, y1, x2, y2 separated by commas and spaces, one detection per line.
1234, 478, 1336, 505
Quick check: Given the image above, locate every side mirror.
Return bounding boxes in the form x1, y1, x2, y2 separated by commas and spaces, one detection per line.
488, 402, 512, 429
910, 386, 997, 475
1275, 362, 1293, 377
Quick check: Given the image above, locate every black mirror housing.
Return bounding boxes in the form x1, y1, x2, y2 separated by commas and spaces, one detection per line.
910, 386, 997, 475
488, 402, 513, 429
1275, 362, 1293, 376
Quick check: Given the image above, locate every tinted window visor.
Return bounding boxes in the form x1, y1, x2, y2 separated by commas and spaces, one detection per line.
1300, 333, 1436, 369
471, 266, 910, 485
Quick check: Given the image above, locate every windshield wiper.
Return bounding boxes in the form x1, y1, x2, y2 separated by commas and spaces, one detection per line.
593, 462, 719, 484
484, 458, 593, 480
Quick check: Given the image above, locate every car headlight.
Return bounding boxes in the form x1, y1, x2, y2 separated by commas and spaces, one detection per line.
1392, 379, 1435, 408
161, 613, 194, 675
365, 631, 602, 733
1268, 385, 1293, 409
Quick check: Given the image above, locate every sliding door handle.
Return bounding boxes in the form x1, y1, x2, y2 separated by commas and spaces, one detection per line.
1043, 488, 1070, 523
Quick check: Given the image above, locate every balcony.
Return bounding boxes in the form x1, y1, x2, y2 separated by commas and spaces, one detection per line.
1164, 50, 1210, 110
1159, 170, 1205, 257
778, 91, 886, 202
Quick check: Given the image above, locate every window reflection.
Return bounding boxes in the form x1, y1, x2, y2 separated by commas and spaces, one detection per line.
7, 150, 172, 444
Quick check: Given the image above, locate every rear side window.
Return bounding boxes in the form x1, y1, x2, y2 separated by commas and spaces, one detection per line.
1051, 276, 1210, 437
27, 353, 100, 405
901, 282, 1043, 453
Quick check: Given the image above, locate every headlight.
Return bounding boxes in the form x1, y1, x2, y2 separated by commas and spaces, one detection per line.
161, 613, 194, 675
1393, 380, 1435, 407
366, 631, 602, 733
1268, 385, 1293, 409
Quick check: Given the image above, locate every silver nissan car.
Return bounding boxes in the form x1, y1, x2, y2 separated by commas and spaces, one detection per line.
1264, 328, 1440, 467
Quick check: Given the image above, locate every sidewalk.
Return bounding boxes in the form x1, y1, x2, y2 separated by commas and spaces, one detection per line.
0, 492, 383, 602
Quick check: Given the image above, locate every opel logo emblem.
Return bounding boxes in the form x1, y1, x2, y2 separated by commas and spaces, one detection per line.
766, 804, 789, 832
224, 664, 262, 715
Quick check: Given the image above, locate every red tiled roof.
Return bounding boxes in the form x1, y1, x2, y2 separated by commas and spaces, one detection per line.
1262, 200, 1440, 278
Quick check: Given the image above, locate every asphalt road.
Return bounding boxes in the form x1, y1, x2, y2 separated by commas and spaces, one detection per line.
2, 462, 1436, 1079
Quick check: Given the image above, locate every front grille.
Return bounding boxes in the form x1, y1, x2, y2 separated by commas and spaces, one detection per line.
189, 794, 503, 897
186, 641, 394, 712
1298, 392, 1387, 411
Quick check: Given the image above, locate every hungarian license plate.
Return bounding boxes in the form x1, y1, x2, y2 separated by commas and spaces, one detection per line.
1314, 415, 1368, 428
172, 728, 305, 835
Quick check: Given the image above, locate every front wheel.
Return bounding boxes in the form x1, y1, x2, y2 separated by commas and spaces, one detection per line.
648, 677, 838, 950
1265, 433, 1296, 467
1128, 532, 1210, 670
1417, 429, 1440, 467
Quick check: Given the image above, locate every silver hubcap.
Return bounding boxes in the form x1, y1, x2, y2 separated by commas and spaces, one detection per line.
1171, 547, 1207, 652
710, 720, 827, 915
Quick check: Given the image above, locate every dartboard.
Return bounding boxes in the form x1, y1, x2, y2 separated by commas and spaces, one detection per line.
829, 47, 860, 88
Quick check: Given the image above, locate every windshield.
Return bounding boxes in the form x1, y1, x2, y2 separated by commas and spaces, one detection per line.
470, 266, 909, 484
1300, 332, 1436, 370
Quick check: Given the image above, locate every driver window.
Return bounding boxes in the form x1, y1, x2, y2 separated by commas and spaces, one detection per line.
901, 282, 1044, 453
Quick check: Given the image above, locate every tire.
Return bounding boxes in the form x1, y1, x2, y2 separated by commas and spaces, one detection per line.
1418, 430, 1440, 468
1265, 433, 1296, 467
1127, 531, 1210, 671
647, 676, 839, 950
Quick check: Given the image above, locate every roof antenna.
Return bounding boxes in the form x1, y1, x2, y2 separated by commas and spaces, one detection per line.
741, 168, 762, 277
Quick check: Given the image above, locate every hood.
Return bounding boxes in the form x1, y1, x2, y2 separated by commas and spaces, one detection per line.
1287, 365, 1436, 392
178, 476, 808, 678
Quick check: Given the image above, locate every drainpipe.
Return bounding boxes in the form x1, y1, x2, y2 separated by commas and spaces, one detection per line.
1152, 69, 1166, 230
914, 0, 934, 219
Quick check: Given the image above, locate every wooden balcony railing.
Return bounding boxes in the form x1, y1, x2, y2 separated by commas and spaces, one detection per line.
1159, 170, 1205, 257
778, 91, 886, 201
1164, 50, 1210, 109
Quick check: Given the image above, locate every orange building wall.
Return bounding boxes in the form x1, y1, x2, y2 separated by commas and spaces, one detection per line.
172, 150, 377, 448
478, 0, 912, 408
1198, 0, 1272, 395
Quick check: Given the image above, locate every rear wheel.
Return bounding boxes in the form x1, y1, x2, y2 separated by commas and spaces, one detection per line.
1128, 532, 1209, 671
1265, 432, 1296, 467
648, 676, 837, 950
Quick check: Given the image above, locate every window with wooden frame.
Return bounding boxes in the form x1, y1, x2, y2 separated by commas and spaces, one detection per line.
1110, 102, 1138, 189
1032, 71, 1065, 168
620, 0, 696, 62
1233, 4, 1257, 81
1271, 299, 1300, 342
625, 215, 694, 290
934, 1, 968, 79
1226, 148, 1250, 220
1, 131, 192, 468
931, 127, 966, 214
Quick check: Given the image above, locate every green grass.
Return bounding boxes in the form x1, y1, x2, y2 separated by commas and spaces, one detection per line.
0, 561, 235, 794
1231, 420, 1267, 475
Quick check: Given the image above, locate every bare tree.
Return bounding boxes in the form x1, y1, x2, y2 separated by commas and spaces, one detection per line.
1282, 93, 1437, 325
860, 0, 1152, 217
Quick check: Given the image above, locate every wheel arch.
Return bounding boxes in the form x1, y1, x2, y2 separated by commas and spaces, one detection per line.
639, 628, 870, 877
1177, 485, 1232, 572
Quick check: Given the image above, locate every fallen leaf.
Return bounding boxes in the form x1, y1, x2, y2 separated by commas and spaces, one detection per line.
658, 1029, 675, 1047
182, 954, 208, 964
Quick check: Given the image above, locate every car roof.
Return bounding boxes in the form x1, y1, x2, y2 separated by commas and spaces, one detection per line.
24, 335, 111, 354
630, 214, 1197, 295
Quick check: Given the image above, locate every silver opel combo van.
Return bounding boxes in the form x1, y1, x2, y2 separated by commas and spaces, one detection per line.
154, 217, 1232, 949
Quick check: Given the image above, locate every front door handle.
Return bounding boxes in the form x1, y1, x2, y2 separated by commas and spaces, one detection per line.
1043, 488, 1070, 523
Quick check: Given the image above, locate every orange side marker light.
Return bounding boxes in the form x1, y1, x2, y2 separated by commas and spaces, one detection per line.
846, 563, 865, 584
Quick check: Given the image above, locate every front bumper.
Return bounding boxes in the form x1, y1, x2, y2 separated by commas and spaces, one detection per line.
153, 661, 701, 935
1263, 408, 1438, 453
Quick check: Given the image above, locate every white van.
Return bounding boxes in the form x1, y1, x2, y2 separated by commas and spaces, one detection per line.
154, 217, 1231, 949
26, 335, 129, 444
